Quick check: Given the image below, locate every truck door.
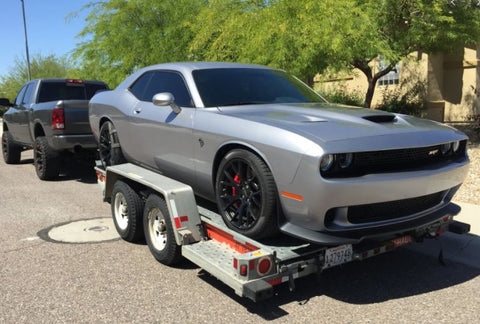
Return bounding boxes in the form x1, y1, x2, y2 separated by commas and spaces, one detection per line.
7, 83, 34, 144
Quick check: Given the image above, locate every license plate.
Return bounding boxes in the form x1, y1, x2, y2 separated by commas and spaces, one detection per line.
324, 244, 353, 268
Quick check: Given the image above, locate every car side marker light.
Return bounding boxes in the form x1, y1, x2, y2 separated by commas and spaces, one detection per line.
281, 191, 303, 201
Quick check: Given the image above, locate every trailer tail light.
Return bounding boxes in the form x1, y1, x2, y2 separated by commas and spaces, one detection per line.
52, 107, 65, 130
240, 264, 248, 276
257, 257, 272, 276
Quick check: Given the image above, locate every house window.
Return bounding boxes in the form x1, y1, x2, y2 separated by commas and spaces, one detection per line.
378, 56, 400, 86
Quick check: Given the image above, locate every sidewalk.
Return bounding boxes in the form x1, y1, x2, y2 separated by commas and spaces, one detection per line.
453, 201, 480, 235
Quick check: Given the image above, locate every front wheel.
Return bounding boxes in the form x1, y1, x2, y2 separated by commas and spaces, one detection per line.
215, 149, 278, 239
2, 131, 21, 164
143, 194, 182, 265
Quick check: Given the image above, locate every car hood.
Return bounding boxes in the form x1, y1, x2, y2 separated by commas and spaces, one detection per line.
216, 102, 467, 151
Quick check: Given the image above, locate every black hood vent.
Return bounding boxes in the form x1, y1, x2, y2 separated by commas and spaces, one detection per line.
363, 115, 396, 123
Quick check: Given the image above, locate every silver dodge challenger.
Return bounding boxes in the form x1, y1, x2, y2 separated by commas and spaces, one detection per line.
89, 62, 469, 245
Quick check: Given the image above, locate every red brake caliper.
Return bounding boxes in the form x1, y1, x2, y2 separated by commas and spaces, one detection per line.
232, 175, 241, 207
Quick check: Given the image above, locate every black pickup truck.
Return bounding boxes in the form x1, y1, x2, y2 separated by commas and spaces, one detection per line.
1, 78, 108, 180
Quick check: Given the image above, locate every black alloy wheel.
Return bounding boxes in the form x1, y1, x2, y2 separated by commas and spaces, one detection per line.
216, 149, 277, 239
98, 121, 125, 167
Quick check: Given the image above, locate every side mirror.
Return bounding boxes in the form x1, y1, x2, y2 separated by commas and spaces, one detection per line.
152, 92, 181, 114
0, 98, 12, 107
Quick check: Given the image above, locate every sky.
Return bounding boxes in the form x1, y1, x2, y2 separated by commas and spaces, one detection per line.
0, 0, 93, 77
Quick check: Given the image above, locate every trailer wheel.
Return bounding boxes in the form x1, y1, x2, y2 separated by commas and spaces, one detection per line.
34, 136, 60, 180
143, 194, 182, 265
99, 121, 126, 167
111, 181, 144, 242
215, 149, 278, 239
2, 131, 22, 164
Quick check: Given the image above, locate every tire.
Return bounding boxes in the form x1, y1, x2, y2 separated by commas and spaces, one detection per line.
33, 136, 60, 180
2, 131, 21, 164
111, 181, 144, 242
99, 121, 126, 167
143, 194, 182, 265
215, 149, 278, 239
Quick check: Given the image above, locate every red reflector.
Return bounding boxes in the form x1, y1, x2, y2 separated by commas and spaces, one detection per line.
249, 260, 255, 271
436, 228, 446, 235
267, 277, 283, 286
51, 107, 65, 130
257, 257, 272, 275
240, 265, 247, 276
174, 216, 189, 229
233, 258, 238, 269
66, 79, 85, 84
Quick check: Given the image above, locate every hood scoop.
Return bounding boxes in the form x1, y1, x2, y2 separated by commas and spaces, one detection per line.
363, 115, 396, 123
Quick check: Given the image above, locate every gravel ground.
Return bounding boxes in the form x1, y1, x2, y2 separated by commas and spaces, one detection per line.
452, 124, 480, 205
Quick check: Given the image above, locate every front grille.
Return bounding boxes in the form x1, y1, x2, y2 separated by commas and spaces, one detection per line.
321, 140, 467, 178
346, 191, 446, 224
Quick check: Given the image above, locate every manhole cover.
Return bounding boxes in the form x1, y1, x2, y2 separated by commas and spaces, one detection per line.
40, 218, 120, 244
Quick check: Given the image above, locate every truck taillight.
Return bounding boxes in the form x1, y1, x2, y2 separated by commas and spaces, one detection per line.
52, 107, 65, 130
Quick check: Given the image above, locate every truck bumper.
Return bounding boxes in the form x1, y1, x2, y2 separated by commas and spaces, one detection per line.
49, 134, 97, 151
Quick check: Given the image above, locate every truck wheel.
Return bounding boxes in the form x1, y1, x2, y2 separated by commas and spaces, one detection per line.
143, 194, 182, 265
99, 121, 126, 167
215, 149, 278, 239
111, 181, 144, 242
34, 136, 60, 180
2, 131, 21, 164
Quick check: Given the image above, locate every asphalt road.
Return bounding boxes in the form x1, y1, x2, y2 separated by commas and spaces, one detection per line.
1, 145, 480, 323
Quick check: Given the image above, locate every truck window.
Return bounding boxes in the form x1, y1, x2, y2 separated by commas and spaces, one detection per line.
14, 85, 27, 106
22, 83, 36, 105
37, 81, 108, 103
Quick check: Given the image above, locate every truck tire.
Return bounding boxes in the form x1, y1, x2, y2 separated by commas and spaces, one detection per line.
34, 136, 60, 180
2, 131, 21, 164
215, 149, 278, 239
111, 180, 144, 242
143, 194, 182, 265
99, 121, 126, 167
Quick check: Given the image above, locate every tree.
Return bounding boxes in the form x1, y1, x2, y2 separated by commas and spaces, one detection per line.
190, 0, 480, 107
0, 53, 75, 102
73, 0, 204, 87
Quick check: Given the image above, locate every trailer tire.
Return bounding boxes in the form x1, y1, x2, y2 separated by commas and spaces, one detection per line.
2, 131, 22, 164
111, 181, 144, 242
99, 121, 126, 167
143, 194, 182, 265
34, 136, 60, 180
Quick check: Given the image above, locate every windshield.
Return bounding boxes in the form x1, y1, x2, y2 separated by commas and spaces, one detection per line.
192, 68, 325, 107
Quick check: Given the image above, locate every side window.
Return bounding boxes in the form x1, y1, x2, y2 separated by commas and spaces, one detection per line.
14, 85, 27, 106
129, 72, 154, 101
22, 83, 36, 104
131, 71, 193, 107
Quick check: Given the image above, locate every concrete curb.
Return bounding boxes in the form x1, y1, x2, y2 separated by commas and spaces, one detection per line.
453, 201, 480, 235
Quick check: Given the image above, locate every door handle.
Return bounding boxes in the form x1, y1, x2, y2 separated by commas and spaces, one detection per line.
133, 108, 142, 114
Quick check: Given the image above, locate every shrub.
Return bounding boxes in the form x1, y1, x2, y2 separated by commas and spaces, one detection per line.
377, 80, 426, 117
319, 86, 364, 106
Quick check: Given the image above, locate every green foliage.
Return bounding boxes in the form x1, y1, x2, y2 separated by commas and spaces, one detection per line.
318, 86, 364, 107
0, 53, 76, 103
73, 0, 204, 87
376, 80, 427, 117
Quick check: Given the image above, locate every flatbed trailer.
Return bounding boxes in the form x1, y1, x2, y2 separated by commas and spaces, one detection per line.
95, 163, 471, 302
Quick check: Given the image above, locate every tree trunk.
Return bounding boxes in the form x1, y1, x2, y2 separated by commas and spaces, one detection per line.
353, 59, 395, 108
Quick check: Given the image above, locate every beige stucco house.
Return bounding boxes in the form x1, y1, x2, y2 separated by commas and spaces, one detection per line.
315, 44, 480, 123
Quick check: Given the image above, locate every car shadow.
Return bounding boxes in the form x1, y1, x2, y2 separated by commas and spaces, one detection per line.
195, 233, 480, 320
56, 160, 98, 183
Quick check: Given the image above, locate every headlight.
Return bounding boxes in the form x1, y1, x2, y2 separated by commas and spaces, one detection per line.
320, 154, 335, 172
452, 141, 460, 153
440, 143, 451, 155
337, 153, 353, 169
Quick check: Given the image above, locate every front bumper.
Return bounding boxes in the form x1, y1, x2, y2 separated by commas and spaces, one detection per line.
277, 151, 469, 244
